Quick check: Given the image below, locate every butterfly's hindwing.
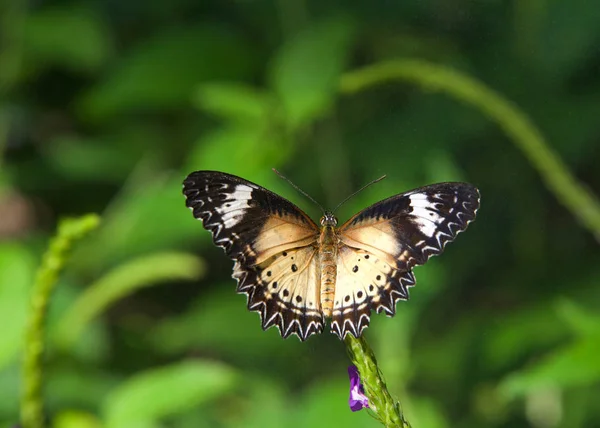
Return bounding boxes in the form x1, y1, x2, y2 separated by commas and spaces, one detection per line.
340, 183, 480, 271
330, 247, 416, 339
234, 246, 324, 340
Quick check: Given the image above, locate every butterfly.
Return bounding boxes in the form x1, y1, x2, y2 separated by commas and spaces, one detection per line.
182, 171, 480, 341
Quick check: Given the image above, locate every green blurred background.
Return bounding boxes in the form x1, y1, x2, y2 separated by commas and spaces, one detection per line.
2, 1, 600, 427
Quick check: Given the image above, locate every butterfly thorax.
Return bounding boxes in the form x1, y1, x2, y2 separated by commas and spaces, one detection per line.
319, 211, 339, 318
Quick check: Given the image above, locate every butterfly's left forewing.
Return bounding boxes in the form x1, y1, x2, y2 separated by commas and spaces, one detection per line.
183, 171, 324, 340
331, 182, 480, 339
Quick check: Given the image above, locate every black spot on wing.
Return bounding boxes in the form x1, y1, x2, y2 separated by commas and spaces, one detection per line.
329, 256, 416, 340
233, 260, 324, 342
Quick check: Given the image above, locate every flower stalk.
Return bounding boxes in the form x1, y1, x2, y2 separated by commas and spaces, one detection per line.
20, 214, 100, 428
345, 334, 411, 428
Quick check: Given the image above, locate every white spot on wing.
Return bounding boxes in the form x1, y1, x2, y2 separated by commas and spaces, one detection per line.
411, 217, 436, 237
215, 184, 254, 227
409, 193, 443, 237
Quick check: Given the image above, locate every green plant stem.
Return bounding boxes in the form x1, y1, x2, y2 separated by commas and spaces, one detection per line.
345, 335, 411, 428
340, 60, 600, 241
21, 214, 100, 428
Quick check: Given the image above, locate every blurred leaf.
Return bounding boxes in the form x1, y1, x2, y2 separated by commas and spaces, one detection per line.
72, 170, 206, 269
55, 251, 205, 348
166, 408, 216, 428
470, 383, 508, 426
424, 150, 470, 184
555, 298, 600, 338
526, 94, 600, 165
150, 286, 297, 359
48, 279, 111, 363
405, 395, 449, 428
223, 378, 290, 428
183, 126, 293, 177
499, 337, 600, 399
79, 25, 258, 120
343, 95, 485, 180
42, 135, 138, 182
194, 82, 276, 124
481, 302, 568, 370
45, 364, 119, 414
0, 242, 34, 369
103, 360, 239, 428
372, 309, 414, 388
270, 16, 355, 130
414, 317, 478, 389
0, 362, 20, 419
23, 6, 112, 72
535, 0, 600, 80
53, 410, 103, 428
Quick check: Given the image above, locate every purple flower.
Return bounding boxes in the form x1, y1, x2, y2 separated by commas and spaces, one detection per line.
348, 365, 369, 411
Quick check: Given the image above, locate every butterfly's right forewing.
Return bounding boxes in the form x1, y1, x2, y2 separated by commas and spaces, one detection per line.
331, 182, 480, 338
339, 182, 480, 271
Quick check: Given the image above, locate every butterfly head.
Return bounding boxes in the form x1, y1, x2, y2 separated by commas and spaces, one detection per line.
320, 211, 338, 227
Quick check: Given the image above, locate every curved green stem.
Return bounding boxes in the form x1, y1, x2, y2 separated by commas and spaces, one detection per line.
54, 251, 205, 349
345, 335, 411, 428
21, 214, 100, 428
340, 60, 600, 241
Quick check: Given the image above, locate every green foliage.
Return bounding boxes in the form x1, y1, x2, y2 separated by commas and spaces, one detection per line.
55, 251, 205, 349
78, 25, 258, 121
500, 300, 600, 398
270, 16, 355, 130
340, 60, 600, 239
103, 360, 238, 428
3, 1, 600, 427
0, 243, 33, 370
22, 6, 112, 73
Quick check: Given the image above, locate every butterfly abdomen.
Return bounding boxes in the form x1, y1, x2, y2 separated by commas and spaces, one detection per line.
319, 225, 338, 318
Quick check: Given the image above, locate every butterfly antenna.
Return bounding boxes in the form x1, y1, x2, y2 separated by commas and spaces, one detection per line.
272, 168, 326, 214
333, 174, 387, 213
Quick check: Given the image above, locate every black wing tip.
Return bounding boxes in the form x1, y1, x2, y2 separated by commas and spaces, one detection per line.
182, 171, 239, 196
183, 170, 252, 187
417, 181, 480, 204
182, 170, 206, 188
